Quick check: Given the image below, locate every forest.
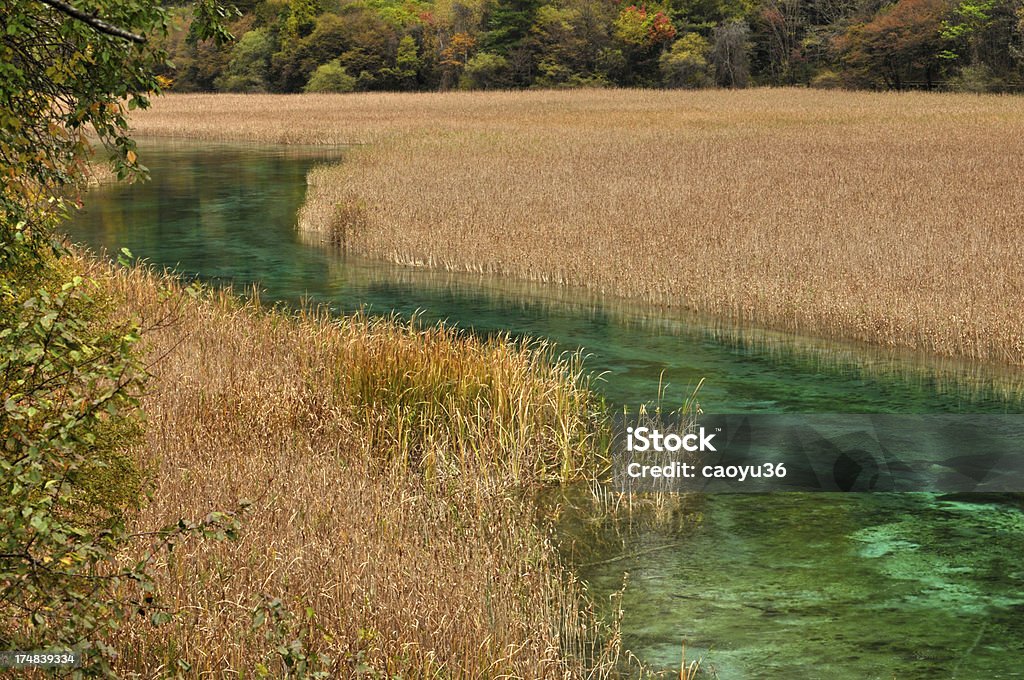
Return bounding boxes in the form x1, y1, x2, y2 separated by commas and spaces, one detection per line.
160, 0, 1024, 93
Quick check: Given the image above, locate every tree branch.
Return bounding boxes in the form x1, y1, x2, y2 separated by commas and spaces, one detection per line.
38, 0, 147, 43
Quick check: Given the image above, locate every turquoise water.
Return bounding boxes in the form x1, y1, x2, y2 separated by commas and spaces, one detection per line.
68, 143, 1024, 678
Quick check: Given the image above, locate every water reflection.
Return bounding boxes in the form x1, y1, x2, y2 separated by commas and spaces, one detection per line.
315, 256, 1024, 412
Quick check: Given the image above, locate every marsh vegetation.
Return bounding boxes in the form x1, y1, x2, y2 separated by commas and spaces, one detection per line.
131, 89, 1024, 365
69, 259, 636, 676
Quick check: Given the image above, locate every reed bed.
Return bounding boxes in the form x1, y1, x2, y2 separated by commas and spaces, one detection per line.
319, 255, 1024, 408
80, 258, 627, 677
128, 88, 1024, 365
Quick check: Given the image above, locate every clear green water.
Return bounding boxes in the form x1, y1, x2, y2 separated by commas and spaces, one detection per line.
67, 143, 1024, 678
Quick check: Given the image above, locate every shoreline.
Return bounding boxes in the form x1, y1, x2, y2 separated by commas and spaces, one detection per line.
124, 89, 1024, 368
82, 255, 631, 676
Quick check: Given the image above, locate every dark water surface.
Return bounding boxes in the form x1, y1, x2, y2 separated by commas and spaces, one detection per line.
67, 142, 1024, 678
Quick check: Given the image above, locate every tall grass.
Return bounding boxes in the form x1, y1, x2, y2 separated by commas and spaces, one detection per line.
81, 258, 629, 677
306, 255, 1024, 407
128, 88, 1024, 365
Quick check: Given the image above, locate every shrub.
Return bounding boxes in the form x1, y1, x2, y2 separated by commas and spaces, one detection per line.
461, 52, 511, 89
0, 240, 146, 670
304, 59, 357, 92
946, 63, 998, 92
810, 68, 844, 89
0, 2, 241, 671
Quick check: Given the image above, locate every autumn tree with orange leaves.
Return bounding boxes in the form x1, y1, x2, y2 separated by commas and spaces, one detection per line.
835, 0, 954, 89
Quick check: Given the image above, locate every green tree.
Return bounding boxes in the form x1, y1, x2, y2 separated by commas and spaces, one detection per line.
667, 0, 752, 27
940, 0, 1023, 88
270, 12, 349, 92
284, 0, 318, 38
304, 58, 357, 91
483, 0, 543, 55
612, 4, 678, 84
0, 0, 241, 673
940, 0, 997, 61
216, 27, 275, 91
461, 51, 512, 87
332, 8, 400, 91
375, 34, 424, 90
529, 4, 590, 85
660, 31, 714, 86
393, 34, 423, 88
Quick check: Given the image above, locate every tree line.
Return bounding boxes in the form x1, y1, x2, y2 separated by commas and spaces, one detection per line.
160, 0, 1024, 93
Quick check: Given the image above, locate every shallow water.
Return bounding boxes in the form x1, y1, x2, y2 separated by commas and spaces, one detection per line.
579, 492, 1024, 678
67, 142, 1024, 678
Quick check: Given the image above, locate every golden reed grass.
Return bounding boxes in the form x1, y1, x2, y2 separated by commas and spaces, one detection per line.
77, 258, 631, 677
127, 88, 1024, 365
319, 254, 1024, 407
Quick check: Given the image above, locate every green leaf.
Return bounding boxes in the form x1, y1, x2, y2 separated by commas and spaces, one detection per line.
150, 611, 173, 625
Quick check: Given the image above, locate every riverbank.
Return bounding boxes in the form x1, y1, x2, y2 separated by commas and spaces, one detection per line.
125, 88, 1024, 366
83, 257, 624, 676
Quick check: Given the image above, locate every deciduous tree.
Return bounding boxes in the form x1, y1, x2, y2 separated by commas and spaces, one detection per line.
660, 31, 714, 86
835, 0, 953, 89
1, 1, 242, 672
711, 18, 751, 85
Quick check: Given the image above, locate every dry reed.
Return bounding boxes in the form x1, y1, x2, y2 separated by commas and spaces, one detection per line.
127, 88, 1024, 365
80, 258, 631, 677
82, 163, 118, 186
